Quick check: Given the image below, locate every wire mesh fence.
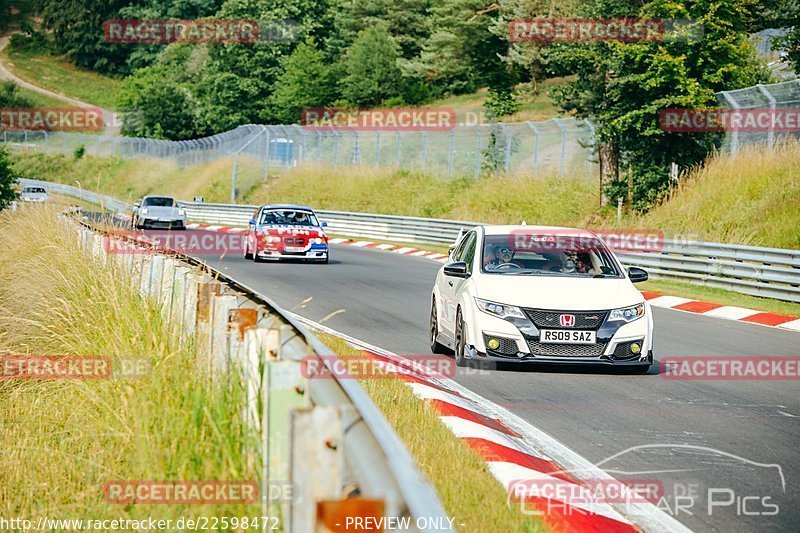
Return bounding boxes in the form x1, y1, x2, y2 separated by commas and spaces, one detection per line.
716, 79, 800, 153
1, 118, 596, 191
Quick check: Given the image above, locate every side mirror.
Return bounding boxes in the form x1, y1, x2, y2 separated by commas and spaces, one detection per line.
627, 266, 649, 283
248, 219, 256, 226
133, 202, 140, 209
321, 221, 328, 227
443, 261, 470, 278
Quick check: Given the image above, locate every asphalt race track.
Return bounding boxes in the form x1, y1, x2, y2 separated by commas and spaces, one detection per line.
159, 228, 798, 532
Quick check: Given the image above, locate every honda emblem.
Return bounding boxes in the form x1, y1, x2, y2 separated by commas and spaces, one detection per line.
559, 314, 576, 327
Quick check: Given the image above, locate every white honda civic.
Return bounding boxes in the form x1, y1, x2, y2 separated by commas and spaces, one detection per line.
429, 225, 654, 372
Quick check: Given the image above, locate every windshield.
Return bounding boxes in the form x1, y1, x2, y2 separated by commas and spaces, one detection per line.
142, 197, 176, 207
259, 209, 319, 227
481, 234, 622, 277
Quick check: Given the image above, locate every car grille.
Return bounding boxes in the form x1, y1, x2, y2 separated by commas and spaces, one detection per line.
523, 309, 608, 330
483, 334, 519, 356
526, 340, 608, 357
284, 237, 307, 245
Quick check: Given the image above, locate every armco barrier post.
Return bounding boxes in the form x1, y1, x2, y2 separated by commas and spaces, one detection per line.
289, 406, 345, 532
139, 254, 153, 298
209, 293, 239, 372
181, 270, 200, 341
149, 255, 165, 302
169, 266, 191, 335
266, 360, 309, 519
195, 282, 222, 365
160, 257, 178, 318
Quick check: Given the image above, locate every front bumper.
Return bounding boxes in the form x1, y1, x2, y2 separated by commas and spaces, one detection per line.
139, 217, 186, 228
256, 245, 328, 261
467, 305, 652, 366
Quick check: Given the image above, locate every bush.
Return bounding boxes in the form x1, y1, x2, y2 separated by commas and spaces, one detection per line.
0, 147, 20, 210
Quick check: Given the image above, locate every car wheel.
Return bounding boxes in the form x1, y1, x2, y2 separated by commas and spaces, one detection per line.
429, 298, 450, 355
454, 308, 468, 367
244, 240, 253, 260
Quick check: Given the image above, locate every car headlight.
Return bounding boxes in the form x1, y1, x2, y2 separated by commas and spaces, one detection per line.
140, 208, 149, 215
608, 303, 645, 323
474, 298, 526, 320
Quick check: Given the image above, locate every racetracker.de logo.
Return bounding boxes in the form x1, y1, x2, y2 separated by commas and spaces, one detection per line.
0, 355, 111, 379
509, 477, 664, 507
661, 356, 800, 380
104, 19, 259, 44
508, 18, 700, 43
0, 107, 104, 131
660, 108, 800, 133
510, 229, 664, 253
301, 108, 457, 131
104, 481, 260, 504
103, 231, 245, 255
301, 354, 457, 380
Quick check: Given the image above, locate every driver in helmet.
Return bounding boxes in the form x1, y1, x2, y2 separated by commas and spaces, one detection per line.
484, 244, 523, 270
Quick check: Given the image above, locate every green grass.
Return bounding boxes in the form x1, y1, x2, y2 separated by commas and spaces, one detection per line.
600, 141, 800, 249
11, 152, 262, 205
641, 278, 800, 317
0, 206, 258, 522
10, 82, 68, 107
317, 333, 546, 532
246, 164, 599, 226
422, 78, 571, 125
1, 44, 123, 109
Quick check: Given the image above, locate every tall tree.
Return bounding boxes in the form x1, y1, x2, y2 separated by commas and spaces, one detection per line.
269, 39, 337, 124
339, 26, 403, 106
552, 0, 768, 209
38, 0, 134, 75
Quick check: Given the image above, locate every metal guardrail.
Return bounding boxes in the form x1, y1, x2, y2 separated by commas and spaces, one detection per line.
52, 184, 451, 532
19, 177, 800, 303
175, 200, 800, 303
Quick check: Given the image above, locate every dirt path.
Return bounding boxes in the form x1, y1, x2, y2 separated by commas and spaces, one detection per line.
0, 34, 120, 135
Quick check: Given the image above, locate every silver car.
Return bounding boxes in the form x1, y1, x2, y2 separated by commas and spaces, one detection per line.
132, 196, 186, 230
20, 186, 48, 203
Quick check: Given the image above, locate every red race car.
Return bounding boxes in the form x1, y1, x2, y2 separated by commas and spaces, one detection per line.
243, 204, 329, 263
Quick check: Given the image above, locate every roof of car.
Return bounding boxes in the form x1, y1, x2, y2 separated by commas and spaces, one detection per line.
142, 195, 176, 199
481, 224, 598, 237
262, 204, 315, 212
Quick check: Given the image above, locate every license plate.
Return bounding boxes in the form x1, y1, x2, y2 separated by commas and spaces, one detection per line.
540, 330, 596, 344
284, 246, 305, 253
